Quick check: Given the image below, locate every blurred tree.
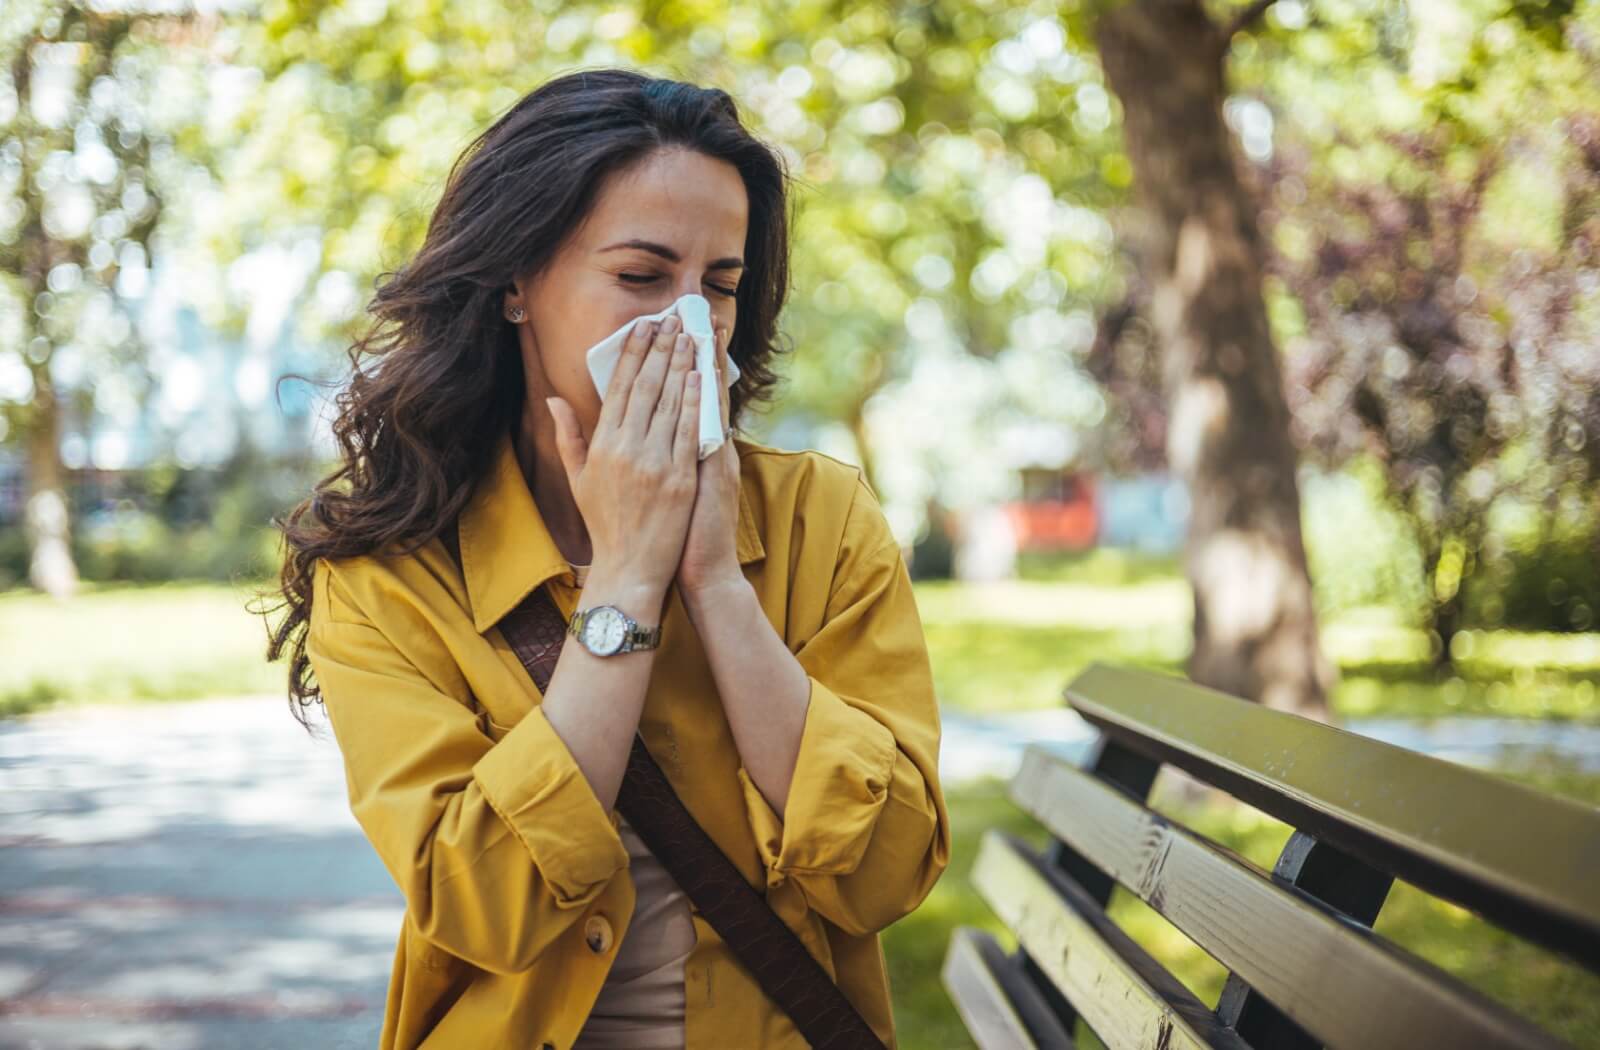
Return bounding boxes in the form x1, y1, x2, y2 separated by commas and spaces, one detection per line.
0, 0, 183, 596
1270, 125, 1600, 660
1094, 0, 1334, 720
206, 0, 1126, 502
1089, 0, 1600, 684
1254, 0, 1600, 659
210, 0, 1354, 714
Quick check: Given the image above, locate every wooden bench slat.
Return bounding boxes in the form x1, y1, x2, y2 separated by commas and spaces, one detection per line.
1064, 663, 1600, 971
971, 828, 1252, 1050
940, 926, 1074, 1050
1012, 745, 1568, 1050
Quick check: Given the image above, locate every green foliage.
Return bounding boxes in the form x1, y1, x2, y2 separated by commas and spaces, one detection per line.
202, 0, 1131, 492
1301, 460, 1432, 625
1464, 489, 1600, 632
907, 502, 956, 580
0, 524, 29, 591
66, 510, 280, 584
0, 0, 177, 463
1298, 464, 1600, 636
0, 447, 298, 588
1239, 0, 1600, 648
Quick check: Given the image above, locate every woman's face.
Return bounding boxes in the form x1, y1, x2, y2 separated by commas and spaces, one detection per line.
508, 145, 749, 442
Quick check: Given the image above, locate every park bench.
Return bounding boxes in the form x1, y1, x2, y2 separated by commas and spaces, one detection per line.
941, 663, 1600, 1050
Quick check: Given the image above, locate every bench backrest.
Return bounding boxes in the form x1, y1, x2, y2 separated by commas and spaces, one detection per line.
942, 663, 1600, 1050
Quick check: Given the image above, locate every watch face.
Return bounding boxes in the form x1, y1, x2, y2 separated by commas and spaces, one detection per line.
581, 606, 628, 655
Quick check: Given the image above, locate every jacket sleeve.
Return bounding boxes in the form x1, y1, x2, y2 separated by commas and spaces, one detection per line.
305, 558, 631, 975
735, 471, 952, 937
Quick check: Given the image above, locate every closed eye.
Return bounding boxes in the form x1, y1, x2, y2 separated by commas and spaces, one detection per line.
619, 273, 738, 297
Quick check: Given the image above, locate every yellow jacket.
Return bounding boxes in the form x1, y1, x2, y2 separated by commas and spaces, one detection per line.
306, 426, 951, 1050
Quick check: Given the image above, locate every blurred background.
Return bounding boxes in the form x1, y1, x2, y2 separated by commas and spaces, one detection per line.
2, 0, 1598, 1047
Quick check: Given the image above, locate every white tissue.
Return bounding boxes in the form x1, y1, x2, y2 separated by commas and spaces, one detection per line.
584, 292, 740, 459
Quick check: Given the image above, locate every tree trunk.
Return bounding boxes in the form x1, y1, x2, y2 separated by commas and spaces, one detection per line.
1097, 0, 1333, 720
25, 363, 79, 598
1426, 531, 1476, 672
843, 348, 889, 498
11, 29, 81, 599
845, 400, 880, 500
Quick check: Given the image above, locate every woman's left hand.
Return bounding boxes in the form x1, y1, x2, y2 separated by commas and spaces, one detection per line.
675, 323, 744, 597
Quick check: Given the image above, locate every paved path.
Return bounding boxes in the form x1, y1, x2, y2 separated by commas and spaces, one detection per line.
3, 695, 1598, 1049
0, 698, 393, 1050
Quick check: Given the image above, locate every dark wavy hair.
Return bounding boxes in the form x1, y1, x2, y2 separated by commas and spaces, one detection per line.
255, 68, 796, 732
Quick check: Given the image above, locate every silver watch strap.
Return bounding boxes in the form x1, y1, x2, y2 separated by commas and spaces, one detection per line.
624, 622, 663, 650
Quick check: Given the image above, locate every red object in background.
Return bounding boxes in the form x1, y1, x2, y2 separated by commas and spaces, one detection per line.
1002, 472, 1099, 551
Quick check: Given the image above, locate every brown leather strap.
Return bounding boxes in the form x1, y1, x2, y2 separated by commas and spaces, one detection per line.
442, 519, 886, 1050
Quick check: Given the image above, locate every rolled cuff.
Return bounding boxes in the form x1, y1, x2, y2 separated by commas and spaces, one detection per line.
738, 674, 899, 888
473, 704, 630, 906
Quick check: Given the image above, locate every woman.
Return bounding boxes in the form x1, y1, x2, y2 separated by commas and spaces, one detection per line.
263, 68, 950, 1050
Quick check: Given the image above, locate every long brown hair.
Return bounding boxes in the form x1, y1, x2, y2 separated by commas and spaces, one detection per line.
255, 68, 795, 731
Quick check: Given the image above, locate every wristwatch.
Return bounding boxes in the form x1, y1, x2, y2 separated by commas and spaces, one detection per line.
568, 603, 663, 656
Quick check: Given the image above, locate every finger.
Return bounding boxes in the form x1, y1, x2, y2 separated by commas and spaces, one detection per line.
675, 368, 701, 467
622, 316, 680, 439
648, 325, 692, 444
598, 318, 657, 433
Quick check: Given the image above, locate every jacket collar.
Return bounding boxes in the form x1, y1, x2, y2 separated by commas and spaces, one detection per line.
458, 422, 766, 634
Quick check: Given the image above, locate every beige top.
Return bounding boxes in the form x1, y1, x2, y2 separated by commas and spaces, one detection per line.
566, 560, 698, 1050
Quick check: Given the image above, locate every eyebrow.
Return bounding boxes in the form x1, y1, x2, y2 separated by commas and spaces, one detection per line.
599, 239, 744, 270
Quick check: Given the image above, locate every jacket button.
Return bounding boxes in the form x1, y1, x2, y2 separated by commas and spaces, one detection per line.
584, 914, 614, 954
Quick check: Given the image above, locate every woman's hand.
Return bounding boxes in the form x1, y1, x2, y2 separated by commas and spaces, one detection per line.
675, 322, 744, 597
546, 313, 702, 595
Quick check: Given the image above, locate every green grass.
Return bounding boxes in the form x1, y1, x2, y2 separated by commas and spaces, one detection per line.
0, 579, 286, 716
887, 772, 1600, 1049
1014, 547, 1185, 587
1332, 667, 1600, 720
915, 577, 1600, 722
913, 575, 1196, 718
8, 568, 1600, 721
922, 620, 1190, 714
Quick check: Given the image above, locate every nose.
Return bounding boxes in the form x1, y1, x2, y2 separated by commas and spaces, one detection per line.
673, 271, 706, 301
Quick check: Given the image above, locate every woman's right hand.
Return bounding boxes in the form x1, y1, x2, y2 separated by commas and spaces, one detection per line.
546, 312, 701, 595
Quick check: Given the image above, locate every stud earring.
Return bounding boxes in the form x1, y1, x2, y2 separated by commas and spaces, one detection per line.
507, 305, 526, 323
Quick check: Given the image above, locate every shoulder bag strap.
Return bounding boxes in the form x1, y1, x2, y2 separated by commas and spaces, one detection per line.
441, 519, 887, 1050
